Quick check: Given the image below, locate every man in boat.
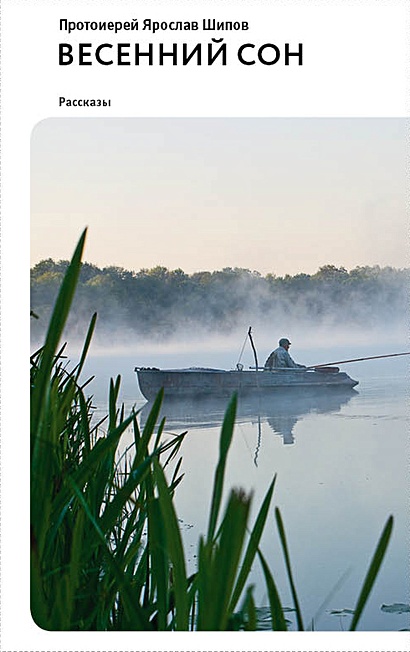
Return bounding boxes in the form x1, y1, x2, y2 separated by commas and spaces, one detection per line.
264, 338, 306, 370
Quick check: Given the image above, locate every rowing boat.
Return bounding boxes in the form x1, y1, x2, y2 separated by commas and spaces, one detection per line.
134, 328, 410, 402
134, 365, 358, 401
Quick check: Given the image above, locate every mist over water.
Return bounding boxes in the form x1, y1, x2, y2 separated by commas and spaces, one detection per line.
60, 319, 408, 394
31, 261, 408, 363
42, 311, 406, 419
65, 302, 407, 357
46, 302, 408, 359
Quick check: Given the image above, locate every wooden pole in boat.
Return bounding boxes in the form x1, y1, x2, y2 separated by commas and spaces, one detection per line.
308, 352, 410, 369
248, 327, 259, 371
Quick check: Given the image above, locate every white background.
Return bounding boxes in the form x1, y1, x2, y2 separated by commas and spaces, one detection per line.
1, 1, 409, 651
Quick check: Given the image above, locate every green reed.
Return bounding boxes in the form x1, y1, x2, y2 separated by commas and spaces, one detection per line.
31, 229, 394, 631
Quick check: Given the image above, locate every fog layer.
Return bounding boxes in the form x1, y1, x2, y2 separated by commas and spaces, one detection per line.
31, 262, 408, 362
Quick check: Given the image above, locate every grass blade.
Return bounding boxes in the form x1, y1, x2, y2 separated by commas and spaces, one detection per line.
309, 567, 352, 630
275, 507, 304, 631
229, 476, 276, 612
257, 548, 288, 630
31, 229, 87, 437
147, 498, 169, 630
74, 312, 97, 381
68, 477, 152, 630
153, 459, 189, 630
241, 586, 257, 631
206, 393, 237, 542
209, 489, 250, 629
349, 515, 394, 631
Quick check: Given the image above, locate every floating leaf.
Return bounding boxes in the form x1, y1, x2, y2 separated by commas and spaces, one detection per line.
381, 603, 410, 614
254, 607, 293, 631
329, 608, 355, 616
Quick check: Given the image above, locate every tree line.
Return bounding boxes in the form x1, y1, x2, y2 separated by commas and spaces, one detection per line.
30, 260, 408, 343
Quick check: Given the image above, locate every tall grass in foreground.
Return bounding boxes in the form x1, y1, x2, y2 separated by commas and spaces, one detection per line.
31, 229, 394, 631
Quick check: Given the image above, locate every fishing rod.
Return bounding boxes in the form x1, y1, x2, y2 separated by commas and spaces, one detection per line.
236, 326, 259, 371
247, 326, 259, 371
308, 351, 410, 369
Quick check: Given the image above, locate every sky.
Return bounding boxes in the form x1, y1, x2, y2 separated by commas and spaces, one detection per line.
31, 117, 408, 276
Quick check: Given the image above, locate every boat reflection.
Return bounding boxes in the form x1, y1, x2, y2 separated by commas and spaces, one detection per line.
139, 386, 358, 447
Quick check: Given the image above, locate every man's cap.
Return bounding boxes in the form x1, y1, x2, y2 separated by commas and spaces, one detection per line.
279, 338, 291, 346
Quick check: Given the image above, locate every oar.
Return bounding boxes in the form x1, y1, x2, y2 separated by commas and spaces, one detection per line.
308, 352, 410, 369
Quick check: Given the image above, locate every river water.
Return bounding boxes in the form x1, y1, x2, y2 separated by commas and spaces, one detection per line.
80, 345, 409, 632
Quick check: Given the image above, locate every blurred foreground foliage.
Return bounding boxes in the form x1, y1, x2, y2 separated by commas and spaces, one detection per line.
31, 231, 394, 631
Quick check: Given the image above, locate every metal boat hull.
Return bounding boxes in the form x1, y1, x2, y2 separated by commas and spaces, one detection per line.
135, 367, 358, 401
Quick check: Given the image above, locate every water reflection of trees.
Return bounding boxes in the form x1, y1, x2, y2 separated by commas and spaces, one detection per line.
140, 387, 358, 448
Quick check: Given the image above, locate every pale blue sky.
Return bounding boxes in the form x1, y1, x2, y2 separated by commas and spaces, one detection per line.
31, 118, 407, 275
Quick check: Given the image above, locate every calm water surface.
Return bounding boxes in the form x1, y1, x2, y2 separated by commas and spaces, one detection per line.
82, 348, 409, 632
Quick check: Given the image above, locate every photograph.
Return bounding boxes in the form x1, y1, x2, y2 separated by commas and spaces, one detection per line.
30, 116, 409, 633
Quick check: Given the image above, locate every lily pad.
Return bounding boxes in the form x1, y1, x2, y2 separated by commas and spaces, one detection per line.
254, 607, 293, 630
381, 603, 410, 614
329, 608, 355, 617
